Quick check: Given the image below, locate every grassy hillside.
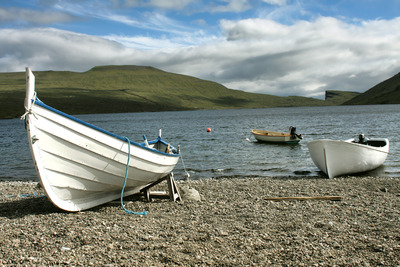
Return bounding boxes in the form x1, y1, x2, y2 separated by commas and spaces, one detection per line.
325, 90, 361, 105
1, 65, 331, 119
344, 72, 400, 105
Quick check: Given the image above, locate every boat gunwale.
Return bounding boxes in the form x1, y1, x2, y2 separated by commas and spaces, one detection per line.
33, 98, 180, 158
310, 138, 389, 150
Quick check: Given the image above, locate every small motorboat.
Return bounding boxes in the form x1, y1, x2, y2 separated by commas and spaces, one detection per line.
251, 127, 302, 144
307, 134, 389, 178
22, 68, 180, 211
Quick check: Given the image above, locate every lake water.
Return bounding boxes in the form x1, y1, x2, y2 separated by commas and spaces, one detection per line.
1, 105, 400, 181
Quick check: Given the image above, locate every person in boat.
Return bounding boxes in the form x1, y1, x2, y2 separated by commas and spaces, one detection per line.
358, 133, 367, 144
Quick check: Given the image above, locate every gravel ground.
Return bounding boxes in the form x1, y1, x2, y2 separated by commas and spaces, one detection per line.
0, 176, 399, 266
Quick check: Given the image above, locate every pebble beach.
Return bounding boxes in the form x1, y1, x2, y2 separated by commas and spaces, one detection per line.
1, 176, 399, 266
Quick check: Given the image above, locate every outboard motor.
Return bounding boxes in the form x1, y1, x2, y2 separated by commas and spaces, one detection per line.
289, 126, 302, 139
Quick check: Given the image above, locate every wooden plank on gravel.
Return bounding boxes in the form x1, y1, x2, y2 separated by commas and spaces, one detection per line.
264, 196, 342, 201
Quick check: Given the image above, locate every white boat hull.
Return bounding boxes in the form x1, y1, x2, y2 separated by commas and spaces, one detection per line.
23, 68, 180, 211
307, 139, 389, 178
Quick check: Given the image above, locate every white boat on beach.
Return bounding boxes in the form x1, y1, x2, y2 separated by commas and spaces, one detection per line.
307, 134, 389, 178
22, 68, 180, 212
252, 127, 302, 144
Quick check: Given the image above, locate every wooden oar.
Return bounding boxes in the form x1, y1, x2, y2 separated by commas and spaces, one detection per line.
264, 196, 342, 201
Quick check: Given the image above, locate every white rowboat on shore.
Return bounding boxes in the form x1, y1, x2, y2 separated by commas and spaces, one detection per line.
307, 136, 389, 178
22, 68, 180, 212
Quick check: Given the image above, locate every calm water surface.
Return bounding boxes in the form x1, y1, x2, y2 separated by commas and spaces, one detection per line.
1, 105, 399, 181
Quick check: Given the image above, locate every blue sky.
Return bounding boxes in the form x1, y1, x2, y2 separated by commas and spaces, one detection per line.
1, 0, 400, 98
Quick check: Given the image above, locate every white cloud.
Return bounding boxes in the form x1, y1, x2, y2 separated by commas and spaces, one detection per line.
103, 31, 216, 50
120, 0, 194, 9
167, 16, 400, 98
220, 18, 289, 40
0, 7, 78, 25
147, 0, 193, 9
262, 0, 287, 6
53, 2, 196, 35
210, 0, 252, 13
0, 28, 133, 72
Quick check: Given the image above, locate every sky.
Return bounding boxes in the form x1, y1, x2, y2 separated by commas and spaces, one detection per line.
1, 0, 400, 99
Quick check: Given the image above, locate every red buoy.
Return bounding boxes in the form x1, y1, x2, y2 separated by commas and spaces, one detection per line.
206, 128, 211, 132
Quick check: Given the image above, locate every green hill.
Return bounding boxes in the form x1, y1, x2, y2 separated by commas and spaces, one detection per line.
1, 65, 330, 119
344, 72, 400, 105
325, 90, 361, 105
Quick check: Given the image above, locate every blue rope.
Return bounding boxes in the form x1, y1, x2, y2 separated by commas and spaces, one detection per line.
7, 192, 46, 198
121, 137, 147, 215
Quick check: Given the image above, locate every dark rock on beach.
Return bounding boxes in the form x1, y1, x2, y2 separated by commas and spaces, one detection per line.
0, 176, 399, 266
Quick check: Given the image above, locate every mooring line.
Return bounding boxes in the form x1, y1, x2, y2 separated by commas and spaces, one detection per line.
120, 137, 147, 216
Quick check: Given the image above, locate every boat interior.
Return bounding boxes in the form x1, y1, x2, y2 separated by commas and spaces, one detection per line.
353, 134, 387, 147
144, 138, 178, 154
365, 140, 387, 147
